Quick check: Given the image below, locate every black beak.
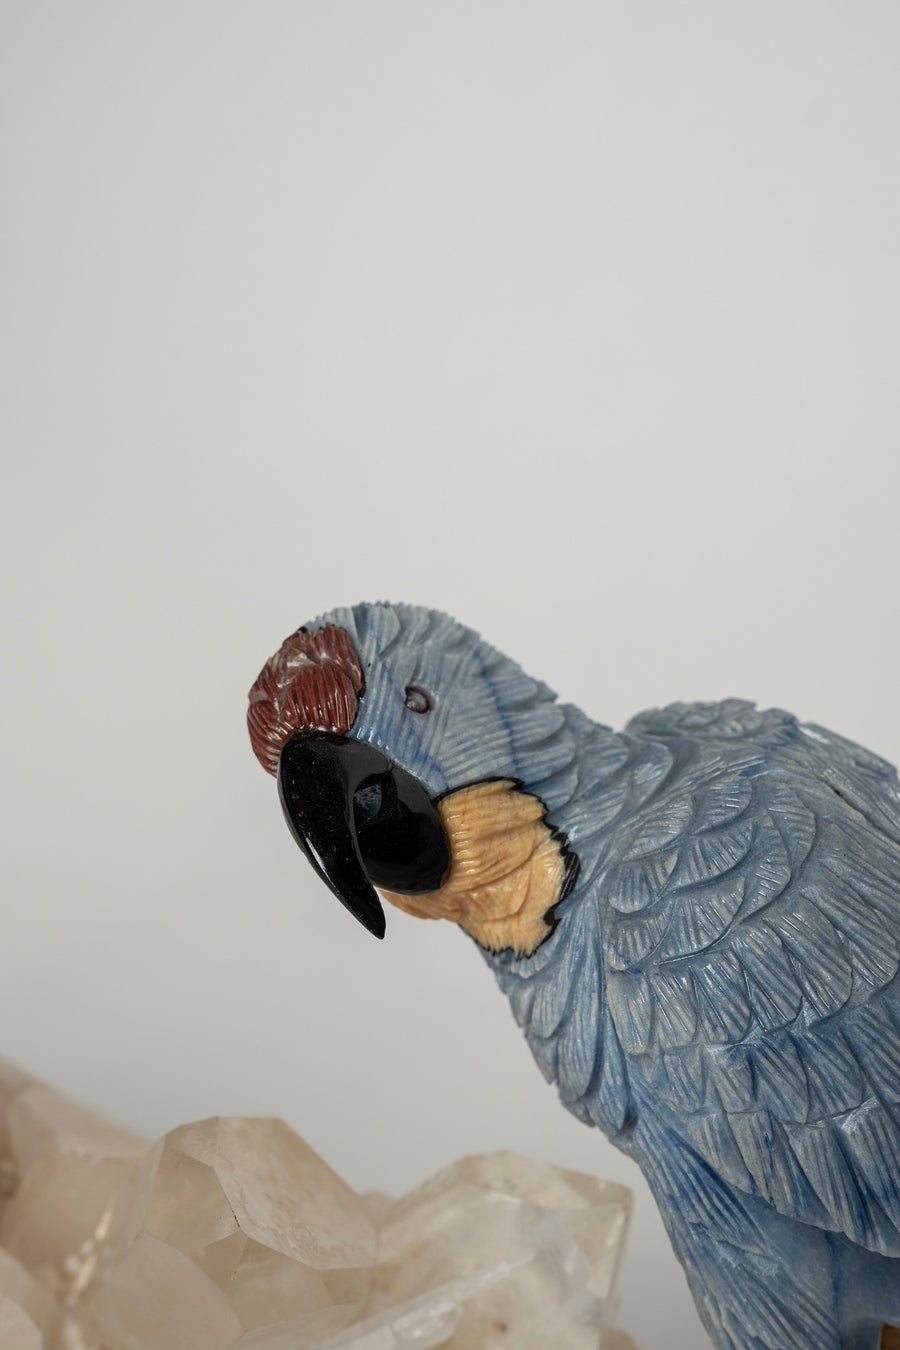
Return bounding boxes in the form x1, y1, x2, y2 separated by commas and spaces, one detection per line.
276, 732, 450, 939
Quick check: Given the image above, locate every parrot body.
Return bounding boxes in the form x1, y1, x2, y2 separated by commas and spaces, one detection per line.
250, 603, 900, 1350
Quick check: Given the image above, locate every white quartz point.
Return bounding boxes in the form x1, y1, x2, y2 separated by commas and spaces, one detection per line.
94, 1117, 375, 1340
0, 1293, 43, 1350
308, 1261, 528, 1350
157, 1117, 376, 1270
0, 1084, 147, 1287
7, 1088, 145, 1175
446, 1151, 630, 1303
233, 1303, 380, 1350
0, 1065, 642, 1350
0, 1152, 139, 1281
0, 1248, 60, 1343
90, 1232, 243, 1350
369, 1151, 632, 1349
0, 1059, 41, 1196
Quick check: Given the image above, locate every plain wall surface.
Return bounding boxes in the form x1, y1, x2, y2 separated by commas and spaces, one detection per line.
2, 4, 899, 1347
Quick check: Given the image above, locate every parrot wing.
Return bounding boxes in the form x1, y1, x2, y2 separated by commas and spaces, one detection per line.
602, 700, 900, 1257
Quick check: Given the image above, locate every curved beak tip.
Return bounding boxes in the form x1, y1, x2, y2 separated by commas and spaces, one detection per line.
275, 733, 391, 941
367, 911, 387, 941
275, 731, 448, 943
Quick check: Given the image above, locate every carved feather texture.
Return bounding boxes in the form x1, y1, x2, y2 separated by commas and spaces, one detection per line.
528, 964, 573, 1041
740, 827, 792, 914
560, 691, 900, 1271
283, 606, 900, 1348
809, 872, 895, 952
528, 1031, 559, 1085
689, 1110, 748, 1190
800, 1030, 866, 1121
707, 1045, 755, 1113
845, 1003, 900, 1102
785, 1119, 868, 1246
843, 1102, 900, 1233
667, 819, 754, 889
694, 777, 754, 830
470, 679, 900, 1289
767, 788, 817, 870
620, 796, 694, 859
662, 1043, 707, 1113
636, 1113, 843, 1350
557, 952, 601, 1102
327, 603, 570, 799
626, 739, 677, 810
731, 928, 804, 1028
658, 877, 746, 960
247, 623, 363, 772
729, 1109, 779, 1197
775, 902, 853, 1018
648, 968, 697, 1050
606, 969, 655, 1054
606, 909, 668, 970
691, 954, 752, 1042
750, 1038, 809, 1122
564, 781, 629, 841
607, 853, 678, 914
505, 974, 536, 1029
587, 1008, 631, 1135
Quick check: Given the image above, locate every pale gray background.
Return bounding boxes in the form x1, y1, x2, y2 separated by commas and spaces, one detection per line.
2, 4, 898, 1347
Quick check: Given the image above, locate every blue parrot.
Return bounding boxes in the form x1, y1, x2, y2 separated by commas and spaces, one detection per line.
248, 602, 900, 1350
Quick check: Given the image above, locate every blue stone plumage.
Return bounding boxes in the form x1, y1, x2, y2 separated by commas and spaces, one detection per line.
279, 602, 900, 1349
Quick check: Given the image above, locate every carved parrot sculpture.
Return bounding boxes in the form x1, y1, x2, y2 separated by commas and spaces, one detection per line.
248, 602, 900, 1350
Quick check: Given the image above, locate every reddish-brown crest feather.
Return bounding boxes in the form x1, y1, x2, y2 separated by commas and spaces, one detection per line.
247, 624, 364, 775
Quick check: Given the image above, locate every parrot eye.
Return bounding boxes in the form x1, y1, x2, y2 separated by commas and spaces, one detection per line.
404, 684, 434, 714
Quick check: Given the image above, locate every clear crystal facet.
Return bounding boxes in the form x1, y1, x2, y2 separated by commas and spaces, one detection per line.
363, 1151, 632, 1350
0, 1056, 640, 1349
0, 1292, 44, 1350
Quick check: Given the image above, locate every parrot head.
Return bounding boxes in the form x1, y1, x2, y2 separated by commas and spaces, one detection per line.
248, 602, 580, 956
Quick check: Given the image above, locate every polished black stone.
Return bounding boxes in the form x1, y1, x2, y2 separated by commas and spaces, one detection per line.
277, 732, 450, 939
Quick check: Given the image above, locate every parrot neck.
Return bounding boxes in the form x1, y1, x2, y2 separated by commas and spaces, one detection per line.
480, 704, 669, 1142
468, 697, 670, 927
523, 701, 644, 874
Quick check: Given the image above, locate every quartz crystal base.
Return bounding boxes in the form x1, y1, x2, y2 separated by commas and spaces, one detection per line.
0, 1057, 639, 1349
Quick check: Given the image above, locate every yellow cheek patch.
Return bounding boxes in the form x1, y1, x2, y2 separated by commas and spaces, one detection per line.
381, 780, 569, 957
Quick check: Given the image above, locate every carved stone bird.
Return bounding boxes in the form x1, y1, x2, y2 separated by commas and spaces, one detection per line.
248, 602, 900, 1350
